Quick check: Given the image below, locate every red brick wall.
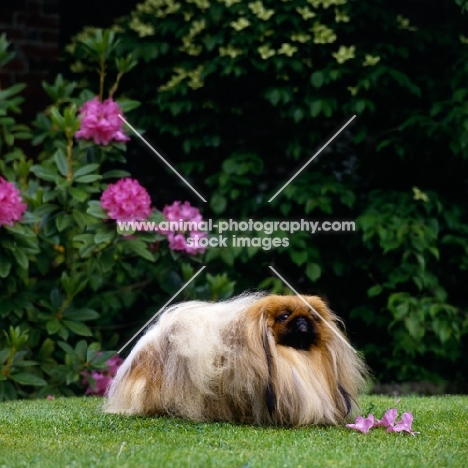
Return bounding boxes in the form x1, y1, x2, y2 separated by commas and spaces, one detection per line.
0, 0, 59, 121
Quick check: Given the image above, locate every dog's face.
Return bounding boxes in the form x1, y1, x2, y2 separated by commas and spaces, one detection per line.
272, 303, 316, 350
257, 295, 333, 351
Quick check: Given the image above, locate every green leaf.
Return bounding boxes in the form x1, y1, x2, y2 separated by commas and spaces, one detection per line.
50, 106, 65, 129
434, 321, 452, 343
91, 350, 117, 366
306, 263, 322, 282
75, 174, 102, 183
69, 188, 89, 202
4, 222, 26, 235
293, 108, 304, 123
87, 201, 107, 219
14, 249, 28, 270
100, 249, 115, 272
73, 163, 100, 179
73, 209, 98, 230
0, 349, 10, 364
30, 164, 57, 182
10, 372, 46, 386
309, 100, 321, 117
354, 100, 366, 114
222, 159, 238, 175
124, 240, 155, 262
63, 308, 99, 321
117, 100, 140, 112
367, 284, 383, 297
428, 246, 439, 260
54, 150, 69, 177
210, 193, 227, 214
13, 360, 39, 367
56, 213, 72, 232
63, 320, 93, 336
265, 88, 281, 106
0, 83, 26, 100
311, 71, 324, 88
43, 189, 59, 202
159, 271, 183, 295
290, 250, 308, 266
57, 341, 76, 356
404, 316, 424, 339
46, 319, 60, 334
50, 288, 63, 308
393, 302, 409, 320
37, 338, 55, 359
34, 204, 59, 218
94, 229, 116, 244
75, 340, 87, 361
0, 260, 12, 278
73, 233, 94, 244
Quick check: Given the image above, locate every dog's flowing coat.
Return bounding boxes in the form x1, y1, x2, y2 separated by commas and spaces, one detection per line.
105, 293, 367, 426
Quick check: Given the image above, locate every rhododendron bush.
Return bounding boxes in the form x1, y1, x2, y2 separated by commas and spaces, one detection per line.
0, 32, 233, 400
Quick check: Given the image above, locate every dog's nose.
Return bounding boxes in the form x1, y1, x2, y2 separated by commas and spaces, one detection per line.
294, 317, 310, 333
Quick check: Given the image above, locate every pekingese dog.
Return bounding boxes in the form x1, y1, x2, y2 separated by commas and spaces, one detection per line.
104, 293, 367, 426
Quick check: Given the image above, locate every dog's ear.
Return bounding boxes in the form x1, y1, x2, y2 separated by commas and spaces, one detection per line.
261, 324, 276, 416
338, 384, 352, 416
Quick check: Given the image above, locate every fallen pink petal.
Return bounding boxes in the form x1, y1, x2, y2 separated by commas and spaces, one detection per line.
345, 408, 418, 435
346, 414, 375, 433
388, 411, 417, 436
374, 407, 398, 428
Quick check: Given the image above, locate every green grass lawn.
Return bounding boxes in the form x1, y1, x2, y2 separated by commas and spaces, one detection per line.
0, 395, 467, 468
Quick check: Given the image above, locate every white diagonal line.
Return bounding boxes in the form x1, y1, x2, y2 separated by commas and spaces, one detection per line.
118, 266, 206, 354
268, 115, 356, 202
268, 266, 357, 353
118, 114, 207, 203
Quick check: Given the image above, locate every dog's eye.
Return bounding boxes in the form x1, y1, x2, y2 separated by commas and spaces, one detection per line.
277, 313, 290, 322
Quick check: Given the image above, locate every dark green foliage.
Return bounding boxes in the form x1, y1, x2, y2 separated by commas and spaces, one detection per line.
65, 0, 468, 383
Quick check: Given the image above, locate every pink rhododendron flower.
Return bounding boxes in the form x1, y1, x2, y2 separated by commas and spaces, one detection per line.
75, 97, 130, 146
0, 177, 27, 227
166, 232, 206, 255
388, 412, 416, 436
346, 414, 375, 433
84, 371, 112, 396
159, 201, 207, 255
374, 408, 398, 428
81, 354, 123, 396
100, 178, 152, 222
167, 233, 190, 251
160, 200, 203, 228
106, 354, 123, 375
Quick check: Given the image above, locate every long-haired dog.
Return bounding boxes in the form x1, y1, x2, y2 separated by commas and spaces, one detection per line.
104, 293, 367, 426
